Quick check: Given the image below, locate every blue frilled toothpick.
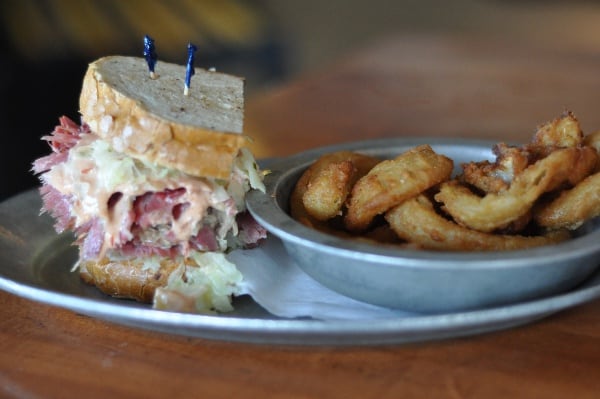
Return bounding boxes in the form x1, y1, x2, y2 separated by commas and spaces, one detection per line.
184, 43, 197, 96
143, 34, 158, 79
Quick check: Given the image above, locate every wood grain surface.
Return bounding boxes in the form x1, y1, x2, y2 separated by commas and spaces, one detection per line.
246, 34, 600, 158
2, 33, 600, 398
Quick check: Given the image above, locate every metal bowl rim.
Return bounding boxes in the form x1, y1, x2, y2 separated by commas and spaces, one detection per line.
246, 137, 600, 270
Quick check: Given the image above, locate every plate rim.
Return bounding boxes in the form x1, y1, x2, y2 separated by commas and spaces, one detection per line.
2, 259, 600, 345
2, 188, 600, 345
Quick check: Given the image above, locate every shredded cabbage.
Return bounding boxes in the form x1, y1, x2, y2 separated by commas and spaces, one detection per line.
227, 147, 266, 210
153, 252, 243, 313
239, 148, 265, 193
56, 138, 264, 208
235, 148, 266, 193
78, 139, 181, 189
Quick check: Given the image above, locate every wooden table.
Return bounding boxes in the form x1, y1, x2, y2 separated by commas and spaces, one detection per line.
2, 34, 600, 398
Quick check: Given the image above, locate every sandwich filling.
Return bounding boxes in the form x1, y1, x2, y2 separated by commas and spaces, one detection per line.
33, 116, 266, 312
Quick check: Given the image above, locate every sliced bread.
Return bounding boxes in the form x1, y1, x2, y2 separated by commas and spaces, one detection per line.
79, 55, 249, 179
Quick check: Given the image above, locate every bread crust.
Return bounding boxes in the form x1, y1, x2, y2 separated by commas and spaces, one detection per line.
79, 56, 249, 179
79, 256, 182, 303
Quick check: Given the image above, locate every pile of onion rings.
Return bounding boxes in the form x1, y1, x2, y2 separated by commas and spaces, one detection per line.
289, 111, 600, 251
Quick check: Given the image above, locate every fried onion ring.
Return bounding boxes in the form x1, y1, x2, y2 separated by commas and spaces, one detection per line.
289, 111, 600, 252
435, 146, 599, 233
385, 195, 570, 251
535, 172, 600, 230
532, 110, 583, 148
584, 130, 600, 152
583, 130, 600, 172
302, 151, 380, 221
289, 151, 380, 236
344, 145, 453, 232
289, 159, 326, 229
461, 143, 532, 194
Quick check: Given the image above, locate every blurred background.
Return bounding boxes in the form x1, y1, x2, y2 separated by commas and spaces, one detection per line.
2, 0, 600, 201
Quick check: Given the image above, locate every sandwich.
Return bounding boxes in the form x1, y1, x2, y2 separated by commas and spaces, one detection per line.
32, 55, 267, 313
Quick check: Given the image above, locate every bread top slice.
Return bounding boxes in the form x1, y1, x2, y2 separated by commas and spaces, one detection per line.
79, 55, 249, 180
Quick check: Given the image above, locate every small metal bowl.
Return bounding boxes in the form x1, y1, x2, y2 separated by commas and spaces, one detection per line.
246, 138, 600, 313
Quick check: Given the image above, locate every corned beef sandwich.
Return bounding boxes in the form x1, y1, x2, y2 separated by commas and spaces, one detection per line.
32, 56, 266, 313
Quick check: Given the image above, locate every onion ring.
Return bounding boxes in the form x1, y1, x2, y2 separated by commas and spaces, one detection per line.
532, 110, 583, 148
535, 172, 600, 230
385, 195, 571, 251
301, 151, 380, 221
345, 145, 453, 232
584, 130, 600, 172
435, 147, 598, 233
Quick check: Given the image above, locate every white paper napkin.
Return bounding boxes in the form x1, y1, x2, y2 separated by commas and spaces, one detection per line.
228, 238, 414, 320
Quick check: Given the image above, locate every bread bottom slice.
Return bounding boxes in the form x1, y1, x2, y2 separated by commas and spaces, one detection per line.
78, 252, 243, 313
79, 256, 182, 303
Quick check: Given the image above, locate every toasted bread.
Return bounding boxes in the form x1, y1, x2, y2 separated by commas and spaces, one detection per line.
79, 252, 244, 313
79, 55, 249, 179
79, 256, 181, 303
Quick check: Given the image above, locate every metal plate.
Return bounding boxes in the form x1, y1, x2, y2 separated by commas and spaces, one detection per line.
2, 185, 600, 345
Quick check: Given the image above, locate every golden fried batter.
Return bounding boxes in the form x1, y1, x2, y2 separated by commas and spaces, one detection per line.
303, 160, 356, 221
461, 113, 587, 195
583, 130, 600, 172
344, 145, 453, 232
301, 151, 380, 221
584, 130, 600, 152
461, 143, 532, 194
288, 110, 600, 252
535, 172, 600, 230
435, 147, 598, 233
532, 110, 583, 148
290, 151, 380, 235
289, 158, 324, 229
385, 195, 570, 251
